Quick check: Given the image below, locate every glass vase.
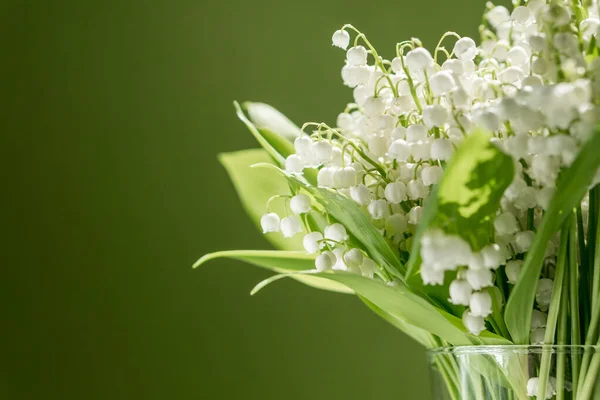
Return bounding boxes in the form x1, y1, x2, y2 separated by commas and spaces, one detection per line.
428, 346, 600, 400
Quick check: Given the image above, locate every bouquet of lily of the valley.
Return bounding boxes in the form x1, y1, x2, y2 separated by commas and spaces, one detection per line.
197, 1, 600, 399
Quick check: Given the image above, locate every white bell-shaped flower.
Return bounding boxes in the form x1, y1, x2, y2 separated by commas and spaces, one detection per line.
324, 223, 349, 242
494, 212, 519, 235
332, 248, 349, 271
423, 104, 449, 128
343, 248, 364, 269
421, 165, 443, 186
469, 291, 493, 317
405, 47, 434, 71
481, 244, 504, 269
384, 182, 408, 204
462, 310, 486, 335
391, 57, 404, 73
442, 59, 464, 75
486, 6, 510, 27
346, 46, 368, 65
285, 154, 304, 173
407, 206, 423, 225
449, 279, 473, 306
333, 166, 357, 189
388, 139, 411, 161
511, 6, 530, 24
421, 263, 445, 285
294, 136, 313, 156
531, 310, 548, 330
536, 187, 555, 210
317, 167, 335, 187
350, 184, 373, 206
466, 268, 494, 290
581, 18, 600, 40
410, 141, 431, 161
527, 377, 556, 400
332, 29, 350, 49
315, 251, 336, 272
515, 230, 535, 253
530, 327, 546, 344
313, 141, 333, 163
429, 71, 456, 96
431, 139, 454, 160
368, 134, 388, 158
505, 260, 523, 284
260, 213, 280, 233
536, 278, 554, 308
385, 213, 408, 235
406, 124, 428, 142
391, 126, 407, 140
290, 194, 311, 214
280, 215, 303, 238
408, 179, 427, 200
303, 232, 324, 254
360, 257, 378, 278
454, 37, 478, 60
363, 96, 386, 117
368, 199, 391, 220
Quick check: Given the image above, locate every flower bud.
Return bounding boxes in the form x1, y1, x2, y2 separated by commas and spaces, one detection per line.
280, 215, 302, 238
462, 310, 485, 335
449, 279, 473, 306
303, 232, 324, 254
505, 260, 523, 284
384, 182, 408, 204
368, 199, 391, 220
324, 223, 349, 242
332, 29, 350, 49
260, 213, 280, 233
469, 291, 493, 317
350, 184, 373, 206
347, 46, 368, 66
315, 251, 336, 272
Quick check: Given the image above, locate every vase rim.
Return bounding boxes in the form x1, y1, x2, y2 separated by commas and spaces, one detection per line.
428, 344, 600, 357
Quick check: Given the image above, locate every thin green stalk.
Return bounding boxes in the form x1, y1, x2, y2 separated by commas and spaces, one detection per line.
592, 199, 600, 312
576, 294, 600, 394
556, 266, 569, 400
435, 356, 460, 400
537, 223, 570, 400
578, 339, 600, 400
569, 213, 581, 398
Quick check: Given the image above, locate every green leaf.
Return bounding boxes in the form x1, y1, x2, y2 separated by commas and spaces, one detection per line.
252, 162, 405, 279
234, 101, 295, 166
405, 131, 514, 279
244, 102, 301, 141
505, 128, 600, 344
258, 271, 511, 346
194, 250, 353, 294
219, 149, 303, 251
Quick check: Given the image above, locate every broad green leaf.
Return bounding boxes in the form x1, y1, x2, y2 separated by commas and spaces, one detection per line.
276, 271, 512, 346
506, 128, 600, 344
244, 102, 301, 140
252, 162, 405, 279
194, 250, 353, 294
359, 296, 437, 348
219, 149, 303, 251
234, 101, 295, 166
405, 131, 514, 279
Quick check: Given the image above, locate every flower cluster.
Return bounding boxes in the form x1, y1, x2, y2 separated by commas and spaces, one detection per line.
259, 0, 600, 354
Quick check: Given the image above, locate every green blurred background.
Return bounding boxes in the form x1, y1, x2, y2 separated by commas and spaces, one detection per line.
2, 0, 508, 398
